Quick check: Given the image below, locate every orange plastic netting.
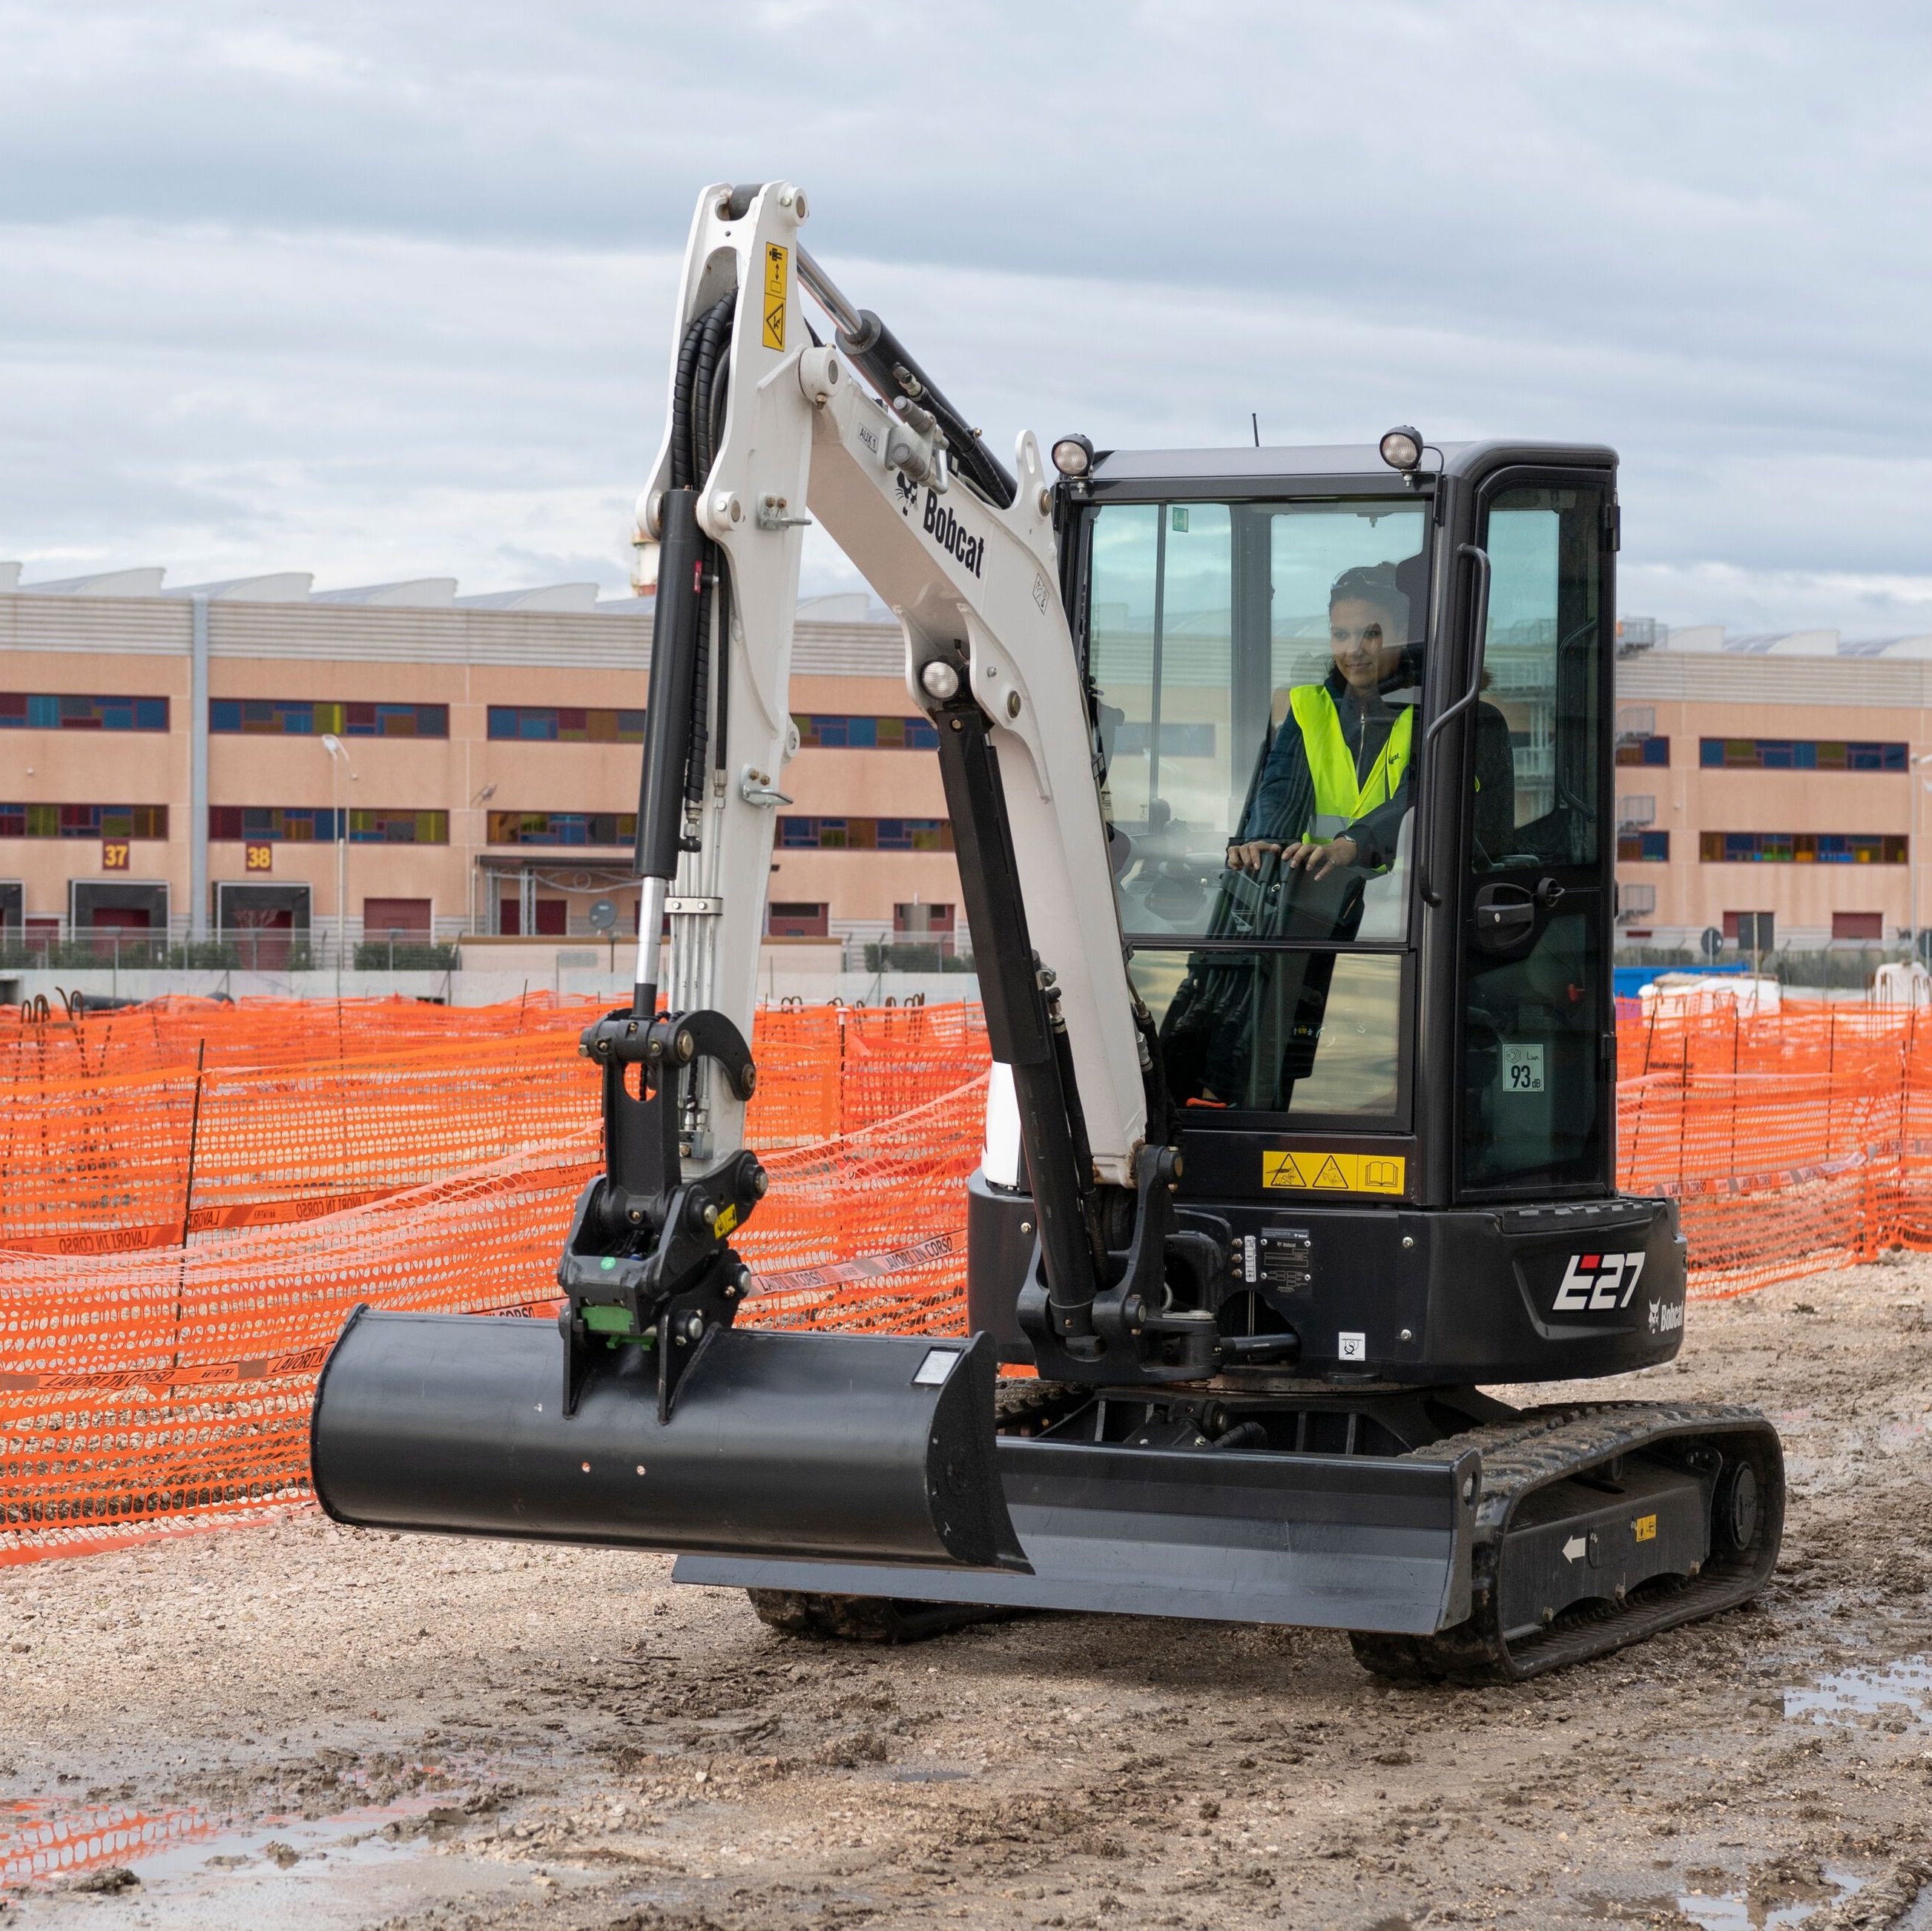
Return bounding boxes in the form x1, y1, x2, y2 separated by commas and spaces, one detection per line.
3, 991, 1926, 1562
1615, 999, 1932, 1295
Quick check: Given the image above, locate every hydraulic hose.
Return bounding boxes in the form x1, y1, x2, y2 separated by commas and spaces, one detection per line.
681, 291, 736, 822
690, 295, 733, 483
668, 308, 710, 490
633, 487, 705, 1016
835, 308, 1017, 509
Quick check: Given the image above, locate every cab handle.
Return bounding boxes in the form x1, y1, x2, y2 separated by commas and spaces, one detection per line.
1417, 542, 1491, 908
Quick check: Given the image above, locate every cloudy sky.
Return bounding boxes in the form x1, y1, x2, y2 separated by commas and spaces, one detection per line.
2, 1, 1929, 633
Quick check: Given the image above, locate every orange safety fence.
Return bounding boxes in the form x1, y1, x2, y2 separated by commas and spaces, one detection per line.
8, 990, 1931, 1562
1615, 997, 1932, 1296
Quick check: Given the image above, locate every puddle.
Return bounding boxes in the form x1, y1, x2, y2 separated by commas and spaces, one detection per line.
0, 1783, 533, 1931
1, 1798, 208, 1884
1785, 1653, 1932, 1726
1675, 1867, 1862, 1929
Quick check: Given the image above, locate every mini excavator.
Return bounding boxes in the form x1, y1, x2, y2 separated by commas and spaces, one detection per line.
311, 182, 1784, 1681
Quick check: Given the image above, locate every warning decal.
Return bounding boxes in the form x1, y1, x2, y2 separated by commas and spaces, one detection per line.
762, 243, 788, 351
1262, 1149, 1406, 1196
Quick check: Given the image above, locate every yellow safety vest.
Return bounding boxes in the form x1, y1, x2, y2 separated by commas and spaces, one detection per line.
1286, 685, 1414, 841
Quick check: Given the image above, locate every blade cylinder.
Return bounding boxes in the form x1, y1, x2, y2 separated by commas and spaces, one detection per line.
309, 1311, 1028, 1572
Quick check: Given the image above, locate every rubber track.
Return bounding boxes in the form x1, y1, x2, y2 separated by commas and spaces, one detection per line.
744, 1589, 1015, 1644
1349, 1400, 1784, 1685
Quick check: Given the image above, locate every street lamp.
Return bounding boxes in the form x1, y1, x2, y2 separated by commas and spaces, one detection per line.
322, 733, 350, 992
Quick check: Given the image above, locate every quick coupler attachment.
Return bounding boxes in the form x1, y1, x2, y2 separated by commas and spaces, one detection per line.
1018, 1145, 1229, 1385
556, 1152, 766, 1419
310, 1313, 1032, 1573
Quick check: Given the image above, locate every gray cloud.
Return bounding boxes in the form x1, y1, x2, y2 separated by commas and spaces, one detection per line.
1, 1, 1928, 624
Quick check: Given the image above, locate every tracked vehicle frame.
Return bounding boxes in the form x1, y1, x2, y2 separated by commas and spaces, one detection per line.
310, 180, 1783, 1683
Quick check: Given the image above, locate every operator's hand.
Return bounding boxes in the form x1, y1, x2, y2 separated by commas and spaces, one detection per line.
1284, 836, 1358, 879
1227, 839, 1284, 873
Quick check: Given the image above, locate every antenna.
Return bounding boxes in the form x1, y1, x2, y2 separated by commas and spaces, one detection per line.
1252, 412, 1260, 448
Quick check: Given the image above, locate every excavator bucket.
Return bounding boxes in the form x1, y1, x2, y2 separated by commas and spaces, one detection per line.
312, 1304, 1483, 1634
310, 1311, 1029, 1574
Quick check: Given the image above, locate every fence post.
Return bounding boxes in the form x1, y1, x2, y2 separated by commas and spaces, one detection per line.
1894, 1006, 1914, 1250
171, 1038, 208, 1376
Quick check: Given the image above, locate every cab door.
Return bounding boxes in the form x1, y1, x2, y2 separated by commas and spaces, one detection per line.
1454, 472, 1615, 1198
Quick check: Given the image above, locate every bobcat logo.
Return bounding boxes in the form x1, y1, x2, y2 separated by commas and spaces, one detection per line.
896, 472, 920, 513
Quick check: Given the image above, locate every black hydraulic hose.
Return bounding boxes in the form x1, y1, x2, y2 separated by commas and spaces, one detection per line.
835, 308, 1018, 509
636, 489, 705, 885
705, 363, 731, 483
677, 291, 736, 821
690, 294, 734, 483
668, 308, 711, 491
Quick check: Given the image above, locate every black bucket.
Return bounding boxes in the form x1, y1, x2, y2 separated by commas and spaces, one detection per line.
309, 1309, 1029, 1573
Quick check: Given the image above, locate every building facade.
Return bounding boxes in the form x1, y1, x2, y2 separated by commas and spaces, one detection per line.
13, 568, 1930, 971
1615, 629, 1932, 953
0, 574, 963, 964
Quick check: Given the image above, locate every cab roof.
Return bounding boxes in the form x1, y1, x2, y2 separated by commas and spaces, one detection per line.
1084, 438, 1614, 500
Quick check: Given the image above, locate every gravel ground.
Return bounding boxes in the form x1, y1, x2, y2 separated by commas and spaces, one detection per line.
4, 1262, 1932, 1930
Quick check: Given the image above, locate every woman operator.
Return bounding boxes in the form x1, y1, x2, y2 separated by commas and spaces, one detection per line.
1227, 561, 1414, 879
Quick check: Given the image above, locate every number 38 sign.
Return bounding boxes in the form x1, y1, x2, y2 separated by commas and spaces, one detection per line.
245, 842, 273, 873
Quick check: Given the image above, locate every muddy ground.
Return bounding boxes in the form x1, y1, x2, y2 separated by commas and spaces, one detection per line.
4, 1263, 1932, 1931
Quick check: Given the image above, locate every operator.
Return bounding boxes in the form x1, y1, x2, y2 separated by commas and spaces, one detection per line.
1227, 562, 1414, 880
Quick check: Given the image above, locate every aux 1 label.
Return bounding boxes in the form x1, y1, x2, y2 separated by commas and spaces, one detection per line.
1501, 1043, 1545, 1095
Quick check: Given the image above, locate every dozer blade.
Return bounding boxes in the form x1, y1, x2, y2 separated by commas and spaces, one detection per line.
309, 1310, 1029, 1573
675, 1435, 1483, 1634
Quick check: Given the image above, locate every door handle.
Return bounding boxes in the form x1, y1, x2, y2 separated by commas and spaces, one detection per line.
1471, 881, 1535, 954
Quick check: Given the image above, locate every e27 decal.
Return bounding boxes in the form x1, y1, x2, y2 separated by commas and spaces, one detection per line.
1552, 1251, 1646, 1313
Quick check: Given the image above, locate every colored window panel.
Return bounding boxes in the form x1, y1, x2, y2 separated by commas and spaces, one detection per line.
486, 706, 647, 744
0, 693, 169, 730
776, 816, 953, 851
0, 803, 168, 837
208, 806, 445, 843
1701, 831, 1908, 864
349, 809, 449, 844
1618, 831, 1670, 861
211, 699, 446, 737
1700, 737, 1907, 771
485, 811, 637, 845
791, 714, 941, 750
1615, 735, 1669, 768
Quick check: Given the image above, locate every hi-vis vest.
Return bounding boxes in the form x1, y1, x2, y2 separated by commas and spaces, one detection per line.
1286, 685, 1414, 842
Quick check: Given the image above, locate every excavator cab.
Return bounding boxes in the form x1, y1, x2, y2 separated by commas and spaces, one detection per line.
1084, 458, 1614, 1194
311, 184, 1781, 1682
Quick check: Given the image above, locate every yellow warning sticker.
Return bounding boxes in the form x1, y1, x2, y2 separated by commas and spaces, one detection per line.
1635, 1514, 1658, 1542
713, 1201, 740, 1239
1262, 1150, 1406, 1195
762, 243, 788, 351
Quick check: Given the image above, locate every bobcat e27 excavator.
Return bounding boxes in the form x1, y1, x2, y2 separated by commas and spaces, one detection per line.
311, 181, 1784, 1682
